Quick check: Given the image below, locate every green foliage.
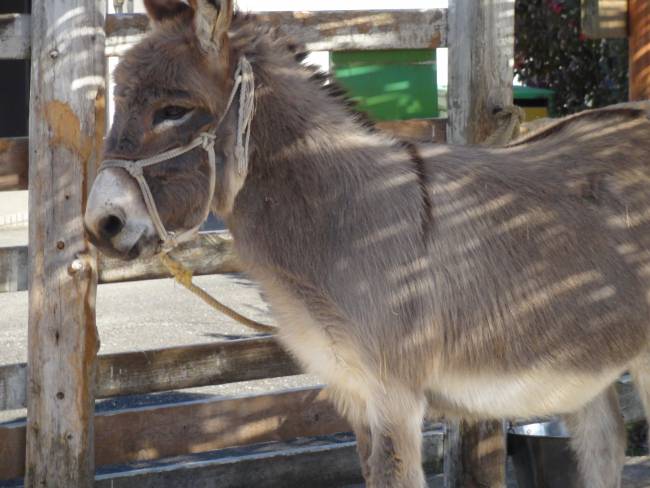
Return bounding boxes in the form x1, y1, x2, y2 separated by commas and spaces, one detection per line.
515, 0, 628, 115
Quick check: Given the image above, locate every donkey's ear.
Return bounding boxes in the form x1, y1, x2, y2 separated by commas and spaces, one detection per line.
144, 0, 192, 23
187, 0, 233, 53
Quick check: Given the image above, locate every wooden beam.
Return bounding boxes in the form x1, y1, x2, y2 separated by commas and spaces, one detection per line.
0, 117, 450, 193
96, 336, 298, 398
629, 0, 650, 100
444, 420, 506, 488
98, 231, 242, 283
0, 14, 30, 60
447, 0, 515, 145
1, 336, 298, 411
25, 1, 106, 486
0, 231, 244, 293
1, 374, 644, 481
2, 10, 448, 59
0, 386, 351, 480
581, 0, 628, 39
92, 431, 444, 488
0, 246, 28, 293
445, 0, 514, 485
0, 137, 28, 191
376, 118, 447, 143
106, 10, 447, 56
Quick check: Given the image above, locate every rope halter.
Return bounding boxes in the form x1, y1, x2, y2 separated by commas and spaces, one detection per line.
100, 56, 255, 253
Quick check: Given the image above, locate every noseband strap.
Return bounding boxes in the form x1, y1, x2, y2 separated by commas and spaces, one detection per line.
100, 56, 254, 252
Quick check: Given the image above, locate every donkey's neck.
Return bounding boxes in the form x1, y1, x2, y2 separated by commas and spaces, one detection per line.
247, 57, 393, 171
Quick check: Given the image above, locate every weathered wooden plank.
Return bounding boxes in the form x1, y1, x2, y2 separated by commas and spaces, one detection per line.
0, 117, 450, 194
98, 231, 242, 283
581, 0, 628, 39
105, 9, 448, 56
376, 118, 447, 143
96, 336, 298, 398
444, 420, 506, 488
0, 14, 30, 60
0, 363, 26, 412
26, 0, 106, 486
0, 137, 28, 191
629, 0, 650, 101
447, 0, 515, 145
3, 10, 449, 59
0, 386, 351, 480
0, 231, 243, 293
1, 337, 298, 411
0, 246, 27, 293
445, 1, 514, 486
1, 375, 645, 481
92, 431, 444, 488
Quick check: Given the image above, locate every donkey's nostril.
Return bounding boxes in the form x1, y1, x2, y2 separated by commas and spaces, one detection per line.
98, 215, 125, 239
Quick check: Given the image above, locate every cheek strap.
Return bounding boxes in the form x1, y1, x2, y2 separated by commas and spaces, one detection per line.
102, 133, 217, 252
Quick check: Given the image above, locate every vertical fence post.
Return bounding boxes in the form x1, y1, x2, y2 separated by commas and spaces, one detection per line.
448, 0, 515, 145
629, 0, 650, 101
26, 0, 105, 486
445, 0, 514, 486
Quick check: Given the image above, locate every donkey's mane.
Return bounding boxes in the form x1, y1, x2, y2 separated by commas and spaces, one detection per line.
228, 13, 379, 134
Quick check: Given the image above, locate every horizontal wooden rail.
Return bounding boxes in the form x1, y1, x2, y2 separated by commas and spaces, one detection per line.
98, 231, 242, 283
0, 336, 299, 411
0, 231, 243, 293
0, 137, 28, 191
376, 118, 447, 143
0, 119, 447, 193
92, 431, 444, 488
0, 386, 346, 480
0, 10, 447, 60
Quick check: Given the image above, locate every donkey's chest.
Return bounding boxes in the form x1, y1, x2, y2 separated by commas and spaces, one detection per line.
258, 279, 374, 399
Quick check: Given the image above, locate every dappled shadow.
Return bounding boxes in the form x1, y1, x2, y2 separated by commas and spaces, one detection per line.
92, 385, 347, 469
74, 6, 650, 476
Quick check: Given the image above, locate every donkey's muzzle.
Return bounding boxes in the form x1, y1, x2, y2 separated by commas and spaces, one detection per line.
84, 167, 158, 260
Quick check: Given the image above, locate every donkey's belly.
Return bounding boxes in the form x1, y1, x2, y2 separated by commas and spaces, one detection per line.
430, 367, 625, 418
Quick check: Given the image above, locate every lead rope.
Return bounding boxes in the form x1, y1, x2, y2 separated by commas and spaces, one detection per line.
159, 56, 276, 334
160, 252, 277, 334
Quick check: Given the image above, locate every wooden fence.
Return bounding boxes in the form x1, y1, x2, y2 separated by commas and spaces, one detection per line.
0, 1, 520, 487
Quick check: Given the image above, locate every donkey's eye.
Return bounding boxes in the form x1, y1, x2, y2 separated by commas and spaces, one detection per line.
153, 105, 192, 125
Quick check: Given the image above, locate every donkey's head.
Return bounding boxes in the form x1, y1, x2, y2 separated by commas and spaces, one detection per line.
85, 0, 249, 259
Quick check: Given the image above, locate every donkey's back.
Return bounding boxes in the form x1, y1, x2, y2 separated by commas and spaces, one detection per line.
410, 107, 650, 415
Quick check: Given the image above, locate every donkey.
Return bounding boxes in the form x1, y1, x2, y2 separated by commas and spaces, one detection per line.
84, 1, 650, 486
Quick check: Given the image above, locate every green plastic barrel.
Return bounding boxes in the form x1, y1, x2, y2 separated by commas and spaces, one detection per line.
330, 49, 438, 121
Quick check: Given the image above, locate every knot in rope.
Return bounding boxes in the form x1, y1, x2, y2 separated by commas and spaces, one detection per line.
126, 165, 144, 179
160, 252, 194, 288
200, 133, 216, 151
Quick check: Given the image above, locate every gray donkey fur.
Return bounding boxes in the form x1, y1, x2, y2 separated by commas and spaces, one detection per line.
84, 1, 650, 486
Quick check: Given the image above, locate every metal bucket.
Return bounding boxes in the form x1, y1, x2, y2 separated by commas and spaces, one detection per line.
507, 421, 581, 488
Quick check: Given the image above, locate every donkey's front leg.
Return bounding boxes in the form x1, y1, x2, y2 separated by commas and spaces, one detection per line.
327, 386, 373, 481
366, 388, 427, 488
